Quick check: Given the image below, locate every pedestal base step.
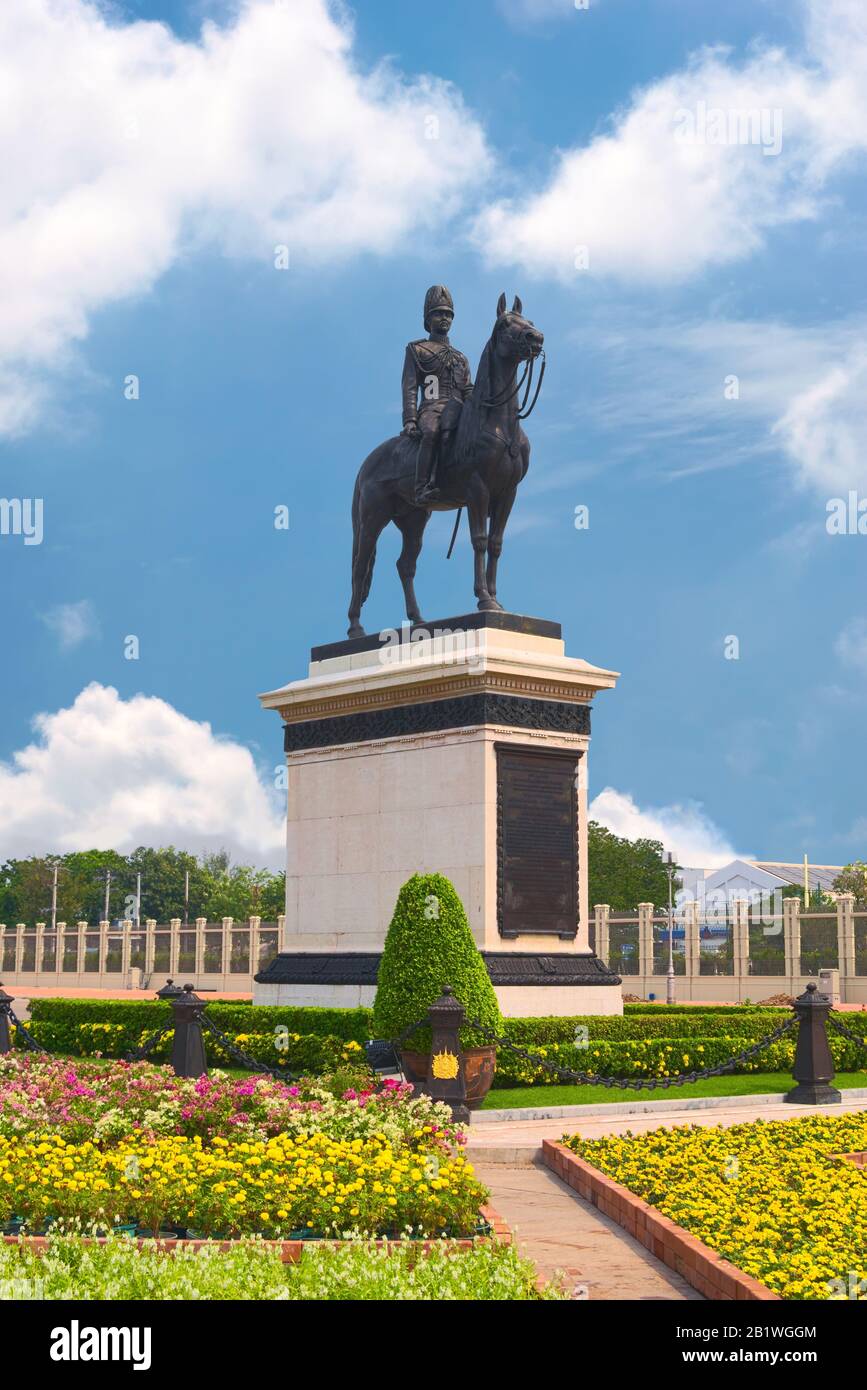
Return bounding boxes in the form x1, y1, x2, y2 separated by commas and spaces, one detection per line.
253, 951, 623, 1017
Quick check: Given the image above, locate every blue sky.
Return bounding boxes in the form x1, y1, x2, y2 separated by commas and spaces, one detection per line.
1, 0, 866, 869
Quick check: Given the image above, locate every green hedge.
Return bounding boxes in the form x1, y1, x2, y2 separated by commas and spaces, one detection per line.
492, 1034, 867, 1088
623, 1003, 787, 1015
17, 1018, 368, 1074
22, 996, 867, 1084
502, 1014, 807, 1044
27, 998, 374, 1043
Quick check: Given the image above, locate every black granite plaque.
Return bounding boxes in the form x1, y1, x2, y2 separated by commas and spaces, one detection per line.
496, 744, 581, 939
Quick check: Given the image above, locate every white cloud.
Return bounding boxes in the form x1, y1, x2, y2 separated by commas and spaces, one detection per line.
0, 0, 489, 432
772, 348, 867, 494
834, 617, 867, 674
0, 683, 285, 864
589, 786, 739, 867
40, 599, 99, 651
567, 310, 867, 496
474, 0, 867, 283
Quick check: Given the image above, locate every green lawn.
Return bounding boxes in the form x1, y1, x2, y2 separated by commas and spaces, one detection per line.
481, 1071, 867, 1110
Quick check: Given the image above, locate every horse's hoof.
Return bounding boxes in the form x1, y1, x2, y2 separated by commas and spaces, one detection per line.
347, 624, 365, 639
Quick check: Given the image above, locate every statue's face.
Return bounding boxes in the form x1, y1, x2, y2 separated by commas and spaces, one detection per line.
429, 309, 453, 337
495, 310, 544, 361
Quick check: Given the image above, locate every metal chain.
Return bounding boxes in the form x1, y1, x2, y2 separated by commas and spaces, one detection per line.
827, 1012, 867, 1052
457, 1012, 798, 1091
123, 1023, 173, 1063
9, 1009, 48, 1055
200, 1014, 302, 1081
389, 1018, 430, 1050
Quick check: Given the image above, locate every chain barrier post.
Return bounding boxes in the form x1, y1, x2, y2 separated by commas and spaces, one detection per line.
0, 984, 13, 1054
785, 982, 842, 1105
169, 984, 209, 1078
422, 986, 470, 1124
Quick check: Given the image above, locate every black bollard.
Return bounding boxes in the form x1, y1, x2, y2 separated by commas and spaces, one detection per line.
155, 978, 184, 1002
0, 985, 13, 1055
785, 982, 842, 1105
169, 984, 209, 1078
424, 986, 470, 1125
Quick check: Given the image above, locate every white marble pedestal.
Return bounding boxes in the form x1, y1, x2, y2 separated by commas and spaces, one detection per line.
254, 613, 622, 1017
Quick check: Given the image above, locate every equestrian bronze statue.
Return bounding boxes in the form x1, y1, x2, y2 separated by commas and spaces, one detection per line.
348, 288, 545, 638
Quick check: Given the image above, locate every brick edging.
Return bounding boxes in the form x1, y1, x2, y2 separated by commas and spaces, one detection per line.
2, 1203, 510, 1266
542, 1141, 779, 1302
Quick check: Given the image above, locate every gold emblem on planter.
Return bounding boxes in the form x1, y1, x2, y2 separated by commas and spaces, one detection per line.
431, 1050, 459, 1080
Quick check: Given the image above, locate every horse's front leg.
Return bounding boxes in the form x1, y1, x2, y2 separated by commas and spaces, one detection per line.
486, 488, 516, 607
466, 487, 495, 610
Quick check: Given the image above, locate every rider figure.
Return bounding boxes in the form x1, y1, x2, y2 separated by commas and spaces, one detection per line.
401, 285, 473, 504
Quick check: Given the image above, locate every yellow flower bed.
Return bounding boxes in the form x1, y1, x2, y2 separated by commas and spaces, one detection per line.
563, 1112, 867, 1300
0, 1131, 486, 1239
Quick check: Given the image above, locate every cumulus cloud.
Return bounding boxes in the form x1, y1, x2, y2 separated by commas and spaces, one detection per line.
590, 786, 739, 868
834, 617, 867, 674
473, 0, 867, 282
0, 683, 285, 864
0, 0, 489, 432
40, 599, 99, 651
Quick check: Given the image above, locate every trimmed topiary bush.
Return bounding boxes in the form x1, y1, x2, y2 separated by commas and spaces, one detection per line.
373, 873, 502, 1050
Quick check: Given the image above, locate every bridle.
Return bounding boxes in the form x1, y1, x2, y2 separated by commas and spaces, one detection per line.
481, 332, 546, 420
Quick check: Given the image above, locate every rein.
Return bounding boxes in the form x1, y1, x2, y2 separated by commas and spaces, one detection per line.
445, 343, 546, 561
480, 348, 546, 419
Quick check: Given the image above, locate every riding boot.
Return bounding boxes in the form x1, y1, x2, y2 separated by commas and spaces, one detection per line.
415, 432, 440, 503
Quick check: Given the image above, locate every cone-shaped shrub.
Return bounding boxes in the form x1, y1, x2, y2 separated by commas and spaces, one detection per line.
373, 873, 503, 1050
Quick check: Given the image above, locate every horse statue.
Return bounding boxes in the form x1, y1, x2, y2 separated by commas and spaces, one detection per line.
347, 293, 544, 638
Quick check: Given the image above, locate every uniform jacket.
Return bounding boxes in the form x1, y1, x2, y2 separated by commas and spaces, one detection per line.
401, 338, 473, 427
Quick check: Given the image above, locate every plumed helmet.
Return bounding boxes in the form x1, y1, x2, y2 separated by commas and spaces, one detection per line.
423, 284, 454, 330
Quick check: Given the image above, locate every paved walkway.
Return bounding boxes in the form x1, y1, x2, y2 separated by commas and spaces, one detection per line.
477, 1159, 701, 1300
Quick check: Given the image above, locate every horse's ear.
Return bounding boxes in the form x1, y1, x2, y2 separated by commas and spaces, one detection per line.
496, 292, 507, 318
512, 295, 523, 314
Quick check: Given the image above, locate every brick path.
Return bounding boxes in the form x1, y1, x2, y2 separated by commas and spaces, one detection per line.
476, 1159, 702, 1300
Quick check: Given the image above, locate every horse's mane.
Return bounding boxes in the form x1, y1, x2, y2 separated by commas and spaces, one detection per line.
454, 336, 498, 465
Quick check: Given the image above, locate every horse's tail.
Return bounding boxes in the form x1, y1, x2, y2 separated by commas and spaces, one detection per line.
350, 469, 362, 567
350, 467, 377, 608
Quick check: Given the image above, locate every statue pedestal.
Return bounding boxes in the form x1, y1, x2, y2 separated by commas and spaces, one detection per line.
254, 613, 623, 1017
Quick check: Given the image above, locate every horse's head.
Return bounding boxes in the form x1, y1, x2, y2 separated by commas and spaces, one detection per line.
492, 292, 544, 363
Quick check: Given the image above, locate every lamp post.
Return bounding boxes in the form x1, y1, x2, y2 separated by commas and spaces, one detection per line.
666, 851, 676, 1005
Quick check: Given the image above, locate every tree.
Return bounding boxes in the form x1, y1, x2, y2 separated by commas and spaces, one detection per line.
780, 883, 834, 910
202, 862, 286, 921
0, 847, 284, 925
125, 846, 211, 922
832, 862, 867, 907
373, 873, 502, 1050
587, 822, 674, 912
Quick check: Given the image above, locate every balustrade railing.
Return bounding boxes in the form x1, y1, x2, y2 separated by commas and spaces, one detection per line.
0, 917, 283, 991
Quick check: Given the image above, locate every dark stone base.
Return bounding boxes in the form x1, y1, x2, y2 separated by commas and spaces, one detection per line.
784, 1082, 842, 1105
255, 951, 621, 989
311, 611, 562, 663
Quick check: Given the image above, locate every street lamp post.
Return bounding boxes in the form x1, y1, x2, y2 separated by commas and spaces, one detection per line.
666, 851, 676, 1005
